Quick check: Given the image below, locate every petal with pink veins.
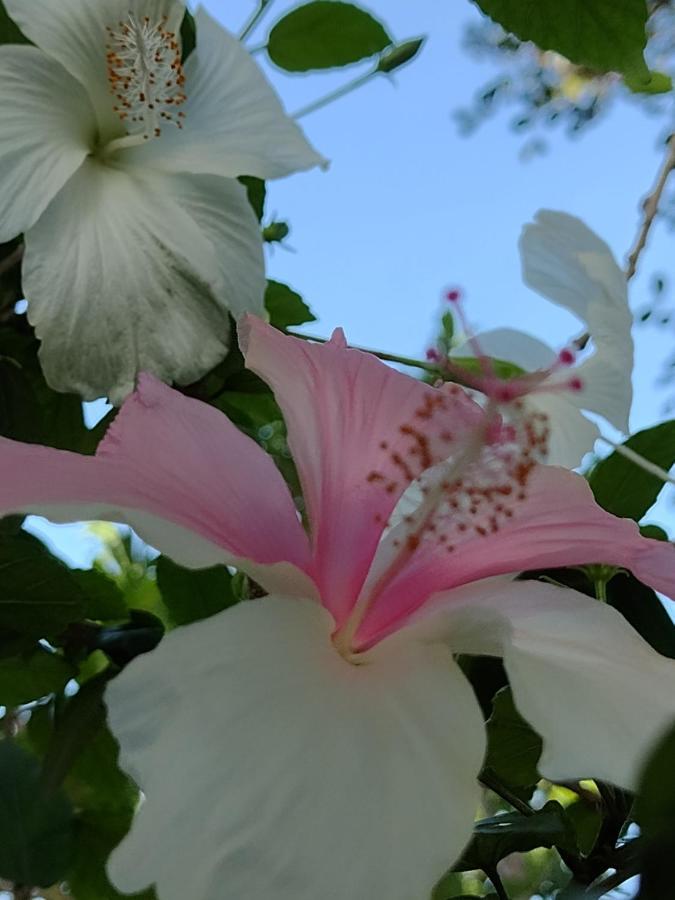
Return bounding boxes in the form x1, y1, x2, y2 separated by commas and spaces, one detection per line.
411, 578, 675, 789
356, 465, 675, 647
0, 375, 314, 596
240, 315, 485, 626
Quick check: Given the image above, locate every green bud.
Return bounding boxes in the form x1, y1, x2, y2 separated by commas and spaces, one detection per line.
376, 37, 425, 74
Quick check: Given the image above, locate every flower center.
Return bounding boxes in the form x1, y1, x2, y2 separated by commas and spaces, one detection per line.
105, 13, 186, 144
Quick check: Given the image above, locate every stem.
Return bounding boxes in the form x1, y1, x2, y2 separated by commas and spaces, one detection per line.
479, 771, 534, 817
598, 434, 675, 489
625, 133, 675, 280
594, 578, 607, 602
293, 69, 376, 119
238, 0, 274, 42
486, 866, 509, 900
286, 330, 439, 373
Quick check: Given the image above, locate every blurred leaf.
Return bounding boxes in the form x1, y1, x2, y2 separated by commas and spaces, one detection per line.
265, 279, 316, 328
0, 740, 74, 887
268, 1, 391, 71
565, 798, 602, 856
95, 610, 164, 667
588, 421, 675, 520
0, 648, 74, 707
180, 8, 196, 61
238, 175, 266, 221
0, 1, 28, 43
72, 568, 127, 621
482, 686, 542, 789
606, 572, 675, 659
635, 723, 675, 898
455, 801, 577, 871
0, 326, 96, 451
472, 0, 653, 83
640, 524, 669, 541
624, 70, 672, 94
69, 810, 156, 900
0, 532, 86, 637
376, 36, 425, 73
157, 556, 239, 628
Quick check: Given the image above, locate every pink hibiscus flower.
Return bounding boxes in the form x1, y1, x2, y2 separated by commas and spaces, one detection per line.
0, 316, 673, 900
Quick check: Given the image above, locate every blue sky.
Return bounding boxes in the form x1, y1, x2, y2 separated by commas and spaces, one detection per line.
30, 0, 675, 560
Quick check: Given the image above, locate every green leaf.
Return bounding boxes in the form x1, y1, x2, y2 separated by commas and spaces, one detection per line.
0, 532, 86, 637
455, 801, 577, 872
265, 280, 316, 328
0, 740, 74, 887
0, 1, 28, 43
640, 524, 669, 541
238, 175, 266, 221
0, 649, 74, 707
606, 572, 675, 660
180, 8, 196, 62
268, 1, 391, 72
634, 723, 675, 899
482, 686, 542, 789
472, 0, 652, 83
565, 798, 602, 856
624, 69, 672, 94
156, 557, 239, 628
72, 568, 127, 621
588, 421, 675, 520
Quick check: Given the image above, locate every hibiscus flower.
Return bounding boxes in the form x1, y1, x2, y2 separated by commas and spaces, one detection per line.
449, 211, 632, 467
0, 0, 325, 402
0, 317, 673, 900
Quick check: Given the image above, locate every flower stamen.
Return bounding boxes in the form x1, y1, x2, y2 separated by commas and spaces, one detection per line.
105, 13, 187, 147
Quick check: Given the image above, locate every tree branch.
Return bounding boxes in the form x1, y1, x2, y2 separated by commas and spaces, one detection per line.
625, 133, 675, 280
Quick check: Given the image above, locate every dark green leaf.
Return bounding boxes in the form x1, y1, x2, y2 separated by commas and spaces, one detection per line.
180, 8, 196, 62
69, 810, 156, 900
635, 724, 675, 898
72, 569, 127, 621
565, 798, 602, 856
238, 176, 266, 221
0, 740, 74, 886
624, 69, 672, 94
376, 36, 425, 73
607, 572, 675, 659
0, 1, 28, 43
157, 556, 239, 628
265, 279, 316, 328
588, 421, 675, 520
482, 686, 542, 789
640, 524, 669, 541
0, 649, 74, 707
455, 801, 577, 871
268, 1, 391, 72
0, 532, 86, 637
95, 610, 164, 666
472, 0, 652, 83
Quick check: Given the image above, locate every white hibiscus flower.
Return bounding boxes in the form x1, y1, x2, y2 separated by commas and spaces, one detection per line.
451, 211, 633, 468
0, 0, 326, 402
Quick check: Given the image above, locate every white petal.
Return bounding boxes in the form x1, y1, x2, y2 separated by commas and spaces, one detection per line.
23, 160, 264, 402
4, 0, 184, 140
106, 596, 485, 900
567, 350, 632, 434
452, 328, 557, 372
417, 579, 675, 790
526, 394, 600, 468
520, 210, 628, 325
120, 7, 327, 179
0, 45, 94, 241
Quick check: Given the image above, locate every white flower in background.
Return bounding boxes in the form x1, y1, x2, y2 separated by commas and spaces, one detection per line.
0, 0, 325, 402
451, 211, 633, 467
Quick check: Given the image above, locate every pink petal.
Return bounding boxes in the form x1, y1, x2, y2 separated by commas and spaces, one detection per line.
0, 375, 313, 592
357, 465, 675, 647
240, 316, 484, 625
